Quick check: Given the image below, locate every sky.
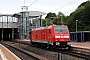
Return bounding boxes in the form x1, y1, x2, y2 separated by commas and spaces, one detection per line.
0, 0, 88, 16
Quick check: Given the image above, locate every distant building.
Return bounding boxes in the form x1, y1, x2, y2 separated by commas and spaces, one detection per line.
0, 11, 46, 41
13, 11, 46, 40
0, 14, 18, 41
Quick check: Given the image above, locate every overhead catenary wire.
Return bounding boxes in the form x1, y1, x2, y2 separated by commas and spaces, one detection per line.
41, 0, 82, 16
8, 0, 27, 21
51, 0, 81, 12
49, 0, 85, 16
8, 0, 38, 21
61, 0, 84, 16
9, 0, 85, 18
14, 0, 37, 14
14, 0, 27, 13
28, 0, 37, 7
63, 8, 76, 16
14, 0, 81, 16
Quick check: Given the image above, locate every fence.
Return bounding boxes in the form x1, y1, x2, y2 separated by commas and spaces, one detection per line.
70, 31, 90, 42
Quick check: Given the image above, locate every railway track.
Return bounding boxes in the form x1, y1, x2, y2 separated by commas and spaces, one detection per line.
69, 47, 90, 59
1, 41, 90, 60
0, 42, 48, 60
38, 46, 90, 60
29, 43, 90, 60
31, 41, 90, 60
58, 49, 90, 60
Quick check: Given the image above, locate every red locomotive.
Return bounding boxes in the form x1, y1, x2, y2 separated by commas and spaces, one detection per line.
30, 25, 71, 49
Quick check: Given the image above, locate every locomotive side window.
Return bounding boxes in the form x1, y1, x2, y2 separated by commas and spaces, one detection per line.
54, 26, 68, 32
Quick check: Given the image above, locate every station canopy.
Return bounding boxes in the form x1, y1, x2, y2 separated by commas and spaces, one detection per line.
13, 11, 46, 18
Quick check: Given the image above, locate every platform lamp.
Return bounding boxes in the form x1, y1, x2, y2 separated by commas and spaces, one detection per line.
76, 20, 78, 42
76, 20, 78, 32
60, 15, 63, 25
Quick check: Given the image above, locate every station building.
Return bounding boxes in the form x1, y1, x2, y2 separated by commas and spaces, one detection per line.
0, 14, 18, 41
0, 11, 46, 41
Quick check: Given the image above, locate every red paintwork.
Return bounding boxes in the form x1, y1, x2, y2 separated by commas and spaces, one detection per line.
30, 25, 70, 45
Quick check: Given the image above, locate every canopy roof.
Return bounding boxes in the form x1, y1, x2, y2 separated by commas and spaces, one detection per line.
13, 11, 46, 18
0, 14, 13, 16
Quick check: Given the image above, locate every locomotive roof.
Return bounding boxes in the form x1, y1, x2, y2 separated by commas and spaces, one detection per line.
32, 27, 47, 30
32, 25, 53, 30
32, 25, 67, 31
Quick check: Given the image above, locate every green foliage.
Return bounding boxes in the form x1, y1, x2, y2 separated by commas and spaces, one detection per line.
43, 12, 68, 26
57, 11, 64, 18
68, 1, 90, 31
45, 12, 57, 19
42, 1, 90, 32
42, 18, 52, 26
53, 18, 60, 25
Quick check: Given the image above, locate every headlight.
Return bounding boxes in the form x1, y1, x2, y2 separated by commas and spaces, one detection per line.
56, 42, 60, 45
67, 42, 71, 45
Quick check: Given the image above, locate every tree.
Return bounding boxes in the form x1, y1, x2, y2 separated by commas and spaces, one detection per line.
45, 12, 57, 19
43, 12, 66, 26
57, 11, 64, 18
42, 18, 51, 26
67, 1, 90, 31
57, 12, 66, 25
42, 1, 90, 32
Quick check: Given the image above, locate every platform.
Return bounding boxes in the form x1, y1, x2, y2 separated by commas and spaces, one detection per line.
0, 44, 21, 60
70, 41, 90, 49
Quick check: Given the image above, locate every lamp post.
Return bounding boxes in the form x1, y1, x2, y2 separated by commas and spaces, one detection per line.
12, 17, 14, 42
76, 20, 78, 42
76, 20, 78, 32
60, 15, 63, 25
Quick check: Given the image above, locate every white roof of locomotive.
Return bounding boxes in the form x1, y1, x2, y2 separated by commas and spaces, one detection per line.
32, 27, 47, 30
31, 25, 68, 31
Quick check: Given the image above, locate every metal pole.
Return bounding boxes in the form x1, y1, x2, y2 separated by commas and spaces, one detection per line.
60, 15, 63, 25
76, 20, 78, 32
12, 17, 13, 42
40, 15, 42, 26
2, 16, 3, 41
61, 16, 62, 24
76, 20, 78, 42
36, 23, 37, 28
58, 53, 62, 60
46, 20, 47, 26
12, 17, 14, 42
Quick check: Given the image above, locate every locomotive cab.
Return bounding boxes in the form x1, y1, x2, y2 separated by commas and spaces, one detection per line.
53, 25, 71, 49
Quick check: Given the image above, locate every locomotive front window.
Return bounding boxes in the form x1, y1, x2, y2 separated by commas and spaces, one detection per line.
54, 26, 68, 32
